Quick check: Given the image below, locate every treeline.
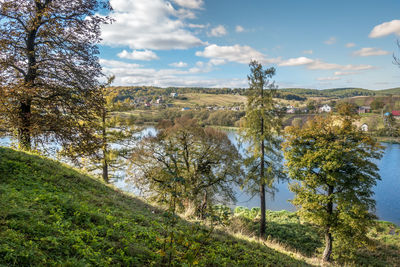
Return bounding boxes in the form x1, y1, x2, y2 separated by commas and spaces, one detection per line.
123, 109, 245, 127
279, 87, 376, 98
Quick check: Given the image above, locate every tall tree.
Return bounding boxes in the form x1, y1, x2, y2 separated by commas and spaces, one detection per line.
131, 117, 243, 218
283, 108, 383, 262
0, 0, 111, 150
239, 60, 284, 238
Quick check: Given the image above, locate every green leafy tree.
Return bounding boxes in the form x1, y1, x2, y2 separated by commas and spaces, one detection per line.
370, 99, 385, 111
0, 0, 111, 150
60, 76, 137, 183
131, 117, 243, 218
283, 109, 383, 262
239, 60, 285, 238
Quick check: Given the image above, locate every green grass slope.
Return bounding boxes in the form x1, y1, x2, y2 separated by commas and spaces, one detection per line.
0, 147, 309, 266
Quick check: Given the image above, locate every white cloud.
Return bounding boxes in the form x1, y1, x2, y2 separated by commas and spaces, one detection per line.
279, 57, 314, 66
369, 20, 400, 38
235, 25, 245, 33
117, 50, 159, 61
353, 47, 390, 57
172, 0, 204, 9
209, 58, 226, 65
101, 0, 205, 50
334, 71, 357, 76
346, 42, 356, 48
277, 57, 373, 71
209, 25, 227, 37
317, 76, 341, 81
307, 60, 373, 71
100, 58, 247, 88
99, 59, 142, 69
302, 50, 313, 54
169, 61, 188, 67
195, 44, 280, 65
324, 37, 337, 45
188, 23, 206, 28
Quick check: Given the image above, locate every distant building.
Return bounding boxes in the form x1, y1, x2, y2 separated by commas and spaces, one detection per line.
170, 92, 178, 98
358, 106, 371, 114
319, 104, 332, 113
181, 107, 191, 111
392, 110, 400, 117
156, 98, 163, 104
361, 123, 369, 132
286, 108, 296, 114
144, 102, 151, 108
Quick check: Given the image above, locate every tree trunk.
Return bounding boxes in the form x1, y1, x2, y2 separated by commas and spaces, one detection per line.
322, 229, 333, 262
102, 157, 108, 183
18, 4, 43, 150
260, 128, 266, 238
18, 100, 32, 151
102, 108, 109, 183
259, 83, 266, 238
260, 179, 266, 237
322, 185, 334, 262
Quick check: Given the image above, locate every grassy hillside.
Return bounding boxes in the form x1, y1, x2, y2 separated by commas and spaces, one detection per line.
0, 147, 310, 266
1, 147, 399, 266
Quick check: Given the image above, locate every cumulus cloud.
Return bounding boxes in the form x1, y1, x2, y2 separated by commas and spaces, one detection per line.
324, 37, 337, 45
169, 61, 188, 67
235, 25, 245, 33
117, 50, 159, 61
101, 0, 205, 50
279, 57, 314, 66
346, 42, 356, 48
172, 0, 204, 9
353, 47, 390, 57
100, 58, 247, 88
209, 25, 227, 37
302, 50, 313, 54
369, 20, 400, 38
195, 44, 280, 64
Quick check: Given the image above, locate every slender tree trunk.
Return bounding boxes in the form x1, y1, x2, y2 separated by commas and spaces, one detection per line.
102, 107, 109, 183
260, 112, 266, 237
18, 100, 32, 151
322, 185, 334, 262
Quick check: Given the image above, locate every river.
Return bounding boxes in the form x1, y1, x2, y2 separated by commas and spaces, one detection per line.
115, 127, 400, 226
1, 129, 399, 225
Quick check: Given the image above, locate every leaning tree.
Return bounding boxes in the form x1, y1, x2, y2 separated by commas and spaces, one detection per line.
0, 0, 111, 151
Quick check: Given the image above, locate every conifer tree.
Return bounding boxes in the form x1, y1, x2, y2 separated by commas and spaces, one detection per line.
239, 60, 284, 237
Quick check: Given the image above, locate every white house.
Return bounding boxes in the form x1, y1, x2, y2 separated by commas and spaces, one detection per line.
361, 123, 368, 132
286, 108, 296, 114
319, 104, 332, 113
170, 92, 178, 98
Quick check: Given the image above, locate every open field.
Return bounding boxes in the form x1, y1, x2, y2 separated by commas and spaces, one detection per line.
173, 93, 246, 107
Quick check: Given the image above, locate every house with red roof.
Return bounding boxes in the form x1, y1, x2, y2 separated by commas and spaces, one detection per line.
391, 110, 400, 118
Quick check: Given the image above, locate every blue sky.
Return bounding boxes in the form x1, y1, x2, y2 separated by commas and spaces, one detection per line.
99, 0, 400, 89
